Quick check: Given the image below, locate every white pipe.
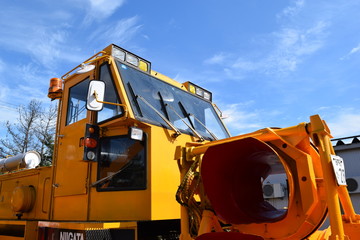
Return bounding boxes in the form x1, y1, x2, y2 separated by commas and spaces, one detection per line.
0, 151, 41, 172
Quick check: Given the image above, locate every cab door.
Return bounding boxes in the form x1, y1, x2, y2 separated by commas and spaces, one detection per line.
52, 72, 93, 220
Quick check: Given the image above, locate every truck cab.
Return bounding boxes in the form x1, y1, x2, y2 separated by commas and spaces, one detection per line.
0, 44, 230, 240
47, 44, 229, 239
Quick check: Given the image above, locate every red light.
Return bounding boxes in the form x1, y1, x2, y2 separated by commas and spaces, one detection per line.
85, 138, 97, 148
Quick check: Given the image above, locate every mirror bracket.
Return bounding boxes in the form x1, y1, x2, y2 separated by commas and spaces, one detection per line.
87, 80, 128, 117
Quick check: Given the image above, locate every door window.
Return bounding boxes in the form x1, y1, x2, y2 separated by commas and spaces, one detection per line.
66, 78, 90, 125
97, 64, 123, 123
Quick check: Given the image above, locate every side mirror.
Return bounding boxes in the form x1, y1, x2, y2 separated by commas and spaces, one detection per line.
87, 80, 105, 111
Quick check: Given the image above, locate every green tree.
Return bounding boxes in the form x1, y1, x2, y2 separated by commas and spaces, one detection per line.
0, 99, 57, 166
35, 103, 57, 166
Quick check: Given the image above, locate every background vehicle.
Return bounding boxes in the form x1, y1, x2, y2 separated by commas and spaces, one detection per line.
0, 44, 359, 240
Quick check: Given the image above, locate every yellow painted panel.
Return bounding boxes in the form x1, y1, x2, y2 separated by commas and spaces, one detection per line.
89, 188, 151, 221
52, 195, 88, 221
54, 118, 88, 197
149, 125, 193, 220
0, 170, 42, 220
35, 167, 52, 220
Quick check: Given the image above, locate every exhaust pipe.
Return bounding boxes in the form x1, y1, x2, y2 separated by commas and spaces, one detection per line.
0, 151, 41, 172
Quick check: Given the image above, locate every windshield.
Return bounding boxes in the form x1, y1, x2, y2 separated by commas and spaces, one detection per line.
116, 61, 230, 140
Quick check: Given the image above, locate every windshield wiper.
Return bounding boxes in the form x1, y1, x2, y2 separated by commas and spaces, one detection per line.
178, 101, 195, 129
179, 101, 218, 141
190, 113, 218, 141
137, 95, 181, 138
158, 92, 170, 121
91, 161, 132, 187
127, 82, 143, 117
166, 103, 205, 142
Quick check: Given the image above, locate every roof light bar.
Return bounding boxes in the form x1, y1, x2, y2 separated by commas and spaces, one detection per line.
183, 81, 212, 101
112, 47, 125, 61
111, 45, 151, 73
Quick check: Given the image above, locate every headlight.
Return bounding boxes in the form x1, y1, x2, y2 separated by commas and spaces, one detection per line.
126, 53, 139, 66
111, 45, 151, 73
183, 81, 212, 101
112, 47, 125, 61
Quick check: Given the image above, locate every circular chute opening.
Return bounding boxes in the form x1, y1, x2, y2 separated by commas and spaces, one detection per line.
201, 137, 288, 224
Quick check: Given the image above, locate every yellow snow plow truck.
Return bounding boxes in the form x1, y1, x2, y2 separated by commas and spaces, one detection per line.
0, 44, 359, 240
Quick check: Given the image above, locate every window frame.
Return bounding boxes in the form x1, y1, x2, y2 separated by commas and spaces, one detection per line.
116, 61, 230, 140
96, 134, 147, 192
65, 78, 90, 126
96, 62, 125, 124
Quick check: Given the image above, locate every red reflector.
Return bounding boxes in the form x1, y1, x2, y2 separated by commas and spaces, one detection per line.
85, 138, 97, 148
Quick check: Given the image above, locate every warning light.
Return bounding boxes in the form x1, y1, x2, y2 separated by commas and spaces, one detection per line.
47, 78, 63, 99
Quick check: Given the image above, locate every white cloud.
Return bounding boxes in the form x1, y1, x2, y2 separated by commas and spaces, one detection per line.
349, 44, 360, 55
340, 43, 360, 60
315, 106, 360, 138
265, 20, 328, 73
204, 52, 229, 65
223, 104, 260, 135
84, 0, 126, 24
0, 61, 57, 111
201, 0, 330, 80
203, 19, 329, 79
0, 7, 81, 68
12, 63, 51, 88
0, 85, 10, 101
90, 16, 142, 45
232, 58, 258, 71
221, 102, 360, 139
277, 0, 305, 18
27, 29, 68, 67
221, 102, 264, 135
327, 112, 360, 138
0, 2, 136, 70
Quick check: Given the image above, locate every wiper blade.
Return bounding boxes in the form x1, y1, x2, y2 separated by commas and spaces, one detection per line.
190, 113, 218, 141
137, 95, 181, 138
166, 103, 205, 142
127, 82, 143, 117
91, 161, 132, 187
158, 91, 170, 121
179, 101, 218, 141
178, 101, 195, 129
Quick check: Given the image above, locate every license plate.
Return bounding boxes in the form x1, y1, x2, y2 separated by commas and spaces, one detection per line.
331, 155, 346, 186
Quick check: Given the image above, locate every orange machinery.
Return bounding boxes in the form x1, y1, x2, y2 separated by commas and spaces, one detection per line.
177, 115, 360, 240
0, 44, 359, 240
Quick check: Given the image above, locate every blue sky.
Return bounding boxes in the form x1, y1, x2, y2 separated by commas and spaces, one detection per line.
0, 0, 360, 138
